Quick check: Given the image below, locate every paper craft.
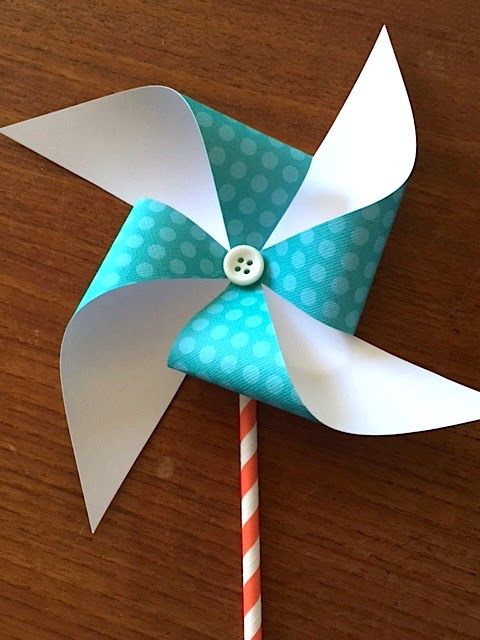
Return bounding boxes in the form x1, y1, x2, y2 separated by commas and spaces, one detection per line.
3, 26, 479, 640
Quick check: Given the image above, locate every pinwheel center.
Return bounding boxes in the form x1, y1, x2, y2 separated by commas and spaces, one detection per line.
223, 245, 264, 286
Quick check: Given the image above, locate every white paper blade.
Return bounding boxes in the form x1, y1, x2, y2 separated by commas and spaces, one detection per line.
263, 26, 416, 249
264, 287, 480, 435
1, 86, 230, 249
61, 278, 227, 531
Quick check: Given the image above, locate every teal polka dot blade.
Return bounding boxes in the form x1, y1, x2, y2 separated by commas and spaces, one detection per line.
168, 284, 313, 420
78, 198, 227, 311
262, 186, 406, 333
184, 96, 311, 250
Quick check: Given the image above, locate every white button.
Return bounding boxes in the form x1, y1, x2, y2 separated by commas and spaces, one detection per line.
223, 245, 264, 286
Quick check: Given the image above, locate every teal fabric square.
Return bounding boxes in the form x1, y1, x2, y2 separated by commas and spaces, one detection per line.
183, 96, 311, 250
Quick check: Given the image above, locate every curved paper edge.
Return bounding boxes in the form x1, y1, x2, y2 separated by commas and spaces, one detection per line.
263, 26, 416, 249
264, 287, 480, 436
1, 86, 230, 249
61, 278, 228, 531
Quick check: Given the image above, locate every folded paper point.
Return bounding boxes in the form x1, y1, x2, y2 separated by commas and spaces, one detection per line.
264, 286, 480, 436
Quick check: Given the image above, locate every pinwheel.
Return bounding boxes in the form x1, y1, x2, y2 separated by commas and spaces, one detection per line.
2, 27, 479, 640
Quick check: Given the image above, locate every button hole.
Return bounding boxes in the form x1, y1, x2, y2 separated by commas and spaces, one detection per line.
244, 269, 250, 274
234, 266, 241, 272
238, 257, 244, 263
246, 260, 253, 266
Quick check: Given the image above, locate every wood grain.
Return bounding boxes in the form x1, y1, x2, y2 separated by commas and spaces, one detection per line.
1, 1, 479, 638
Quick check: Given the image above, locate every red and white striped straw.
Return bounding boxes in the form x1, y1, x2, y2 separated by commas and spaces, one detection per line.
239, 395, 262, 640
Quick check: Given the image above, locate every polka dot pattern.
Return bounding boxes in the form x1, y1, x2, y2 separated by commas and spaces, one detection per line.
78, 198, 226, 309
262, 187, 405, 333
168, 284, 312, 420
78, 94, 407, 423
184, 96, 311, 249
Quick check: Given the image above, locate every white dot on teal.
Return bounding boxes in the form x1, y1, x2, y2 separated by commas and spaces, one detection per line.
230, 160, 247, 179
222, 289, 239, 301
219, 124, 235, 141
355, 286, 368, 303
251, 175, 268, 193
328, 217, 346, 233
209, 242, 224, 258
351, 227, 369, 246
383, 209, 395, 228
265, 323, 275, 336
282, 165, 299, 183
241, 296, 257, 307
269, 260, 280, 278
136, 262, 154, 278
275, 241, 289, 256
266, 375, 283, 395
148, 244, 166, 260
149, 201, 165, 213
322, 300, 340, 319
220, 354, 237, 373
310, 263, 326, 283
364, 262, 376, 279
239, 198, 256, 215
170, 258, 186, 274
319, 240, 335, 258
271, 188, 288, 206
169, 210, 187, 225
261, 151, 278, 169
362, 203, 381, 220
245, 315, 263, 328
240, 138, 257, 155
300, 287, 317, 306
345, 311, 360, 329
180, 241, 196, 258
209, 146, 226, 166
226, 308, 243, 321
179, 337, 196, 354
159, 227, 176, 242
269, 137, 283, 148
243, 364, 260, 384
207, 303, 224, 314
283, 274, 296, 292
192, 317, 209, 331
299, 229, 315, 246
200, 258, 214, 275
115, 253, 132, 267
191, 226, 206, 241
231, 332, 249, 348
246, 231, 263, 246
374, 236, 386, 253
196, 111, 213, 127
331, 276, 350, 295
341, 252, 360, 271
259, 210, 276, 227
102, 272, 119, 287
290, 147, 304, 159
199, 345, 216, 363
227, 219, 244, 236
252, 341, 271, 358
138, 216, 155, 230
219, 184, 236, 202
127, 234, 143, 248
291, 250, 305, 269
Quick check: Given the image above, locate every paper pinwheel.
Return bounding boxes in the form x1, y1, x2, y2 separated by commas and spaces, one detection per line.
2, 27, 479, 640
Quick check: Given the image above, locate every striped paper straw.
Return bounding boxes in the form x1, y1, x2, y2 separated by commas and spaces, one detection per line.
239, 395, 262, 640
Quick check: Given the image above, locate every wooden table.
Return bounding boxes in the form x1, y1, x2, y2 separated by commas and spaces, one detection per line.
1, 2, 479, 638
